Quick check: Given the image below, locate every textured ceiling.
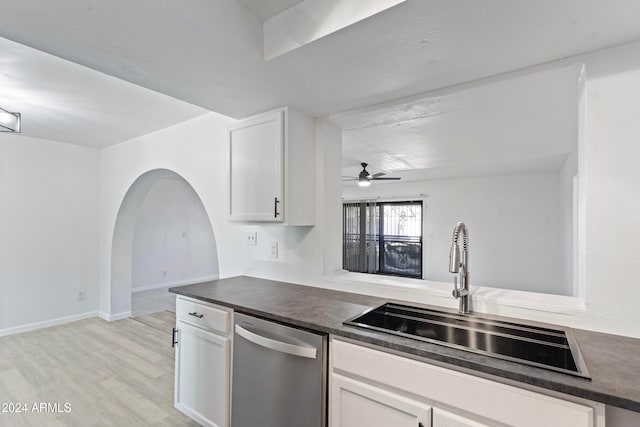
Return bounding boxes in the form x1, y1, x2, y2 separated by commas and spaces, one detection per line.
0, 37, 208, 147
337, 62, 581, 181
1, 0, 639, 120
236, 0, 305, 20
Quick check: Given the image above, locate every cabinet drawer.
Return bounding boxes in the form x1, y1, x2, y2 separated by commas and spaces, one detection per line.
176, 297, 231, 336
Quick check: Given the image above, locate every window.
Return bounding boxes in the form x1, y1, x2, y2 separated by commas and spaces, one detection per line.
343, 200, 423, 279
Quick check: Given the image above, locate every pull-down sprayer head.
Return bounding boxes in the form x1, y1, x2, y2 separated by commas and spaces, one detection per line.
449, 242, 460, 273
449, 221, 468, 273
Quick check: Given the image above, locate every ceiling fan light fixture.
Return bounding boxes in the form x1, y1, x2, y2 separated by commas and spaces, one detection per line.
0, 107, 21, 133
358, 176, 371, 187
344, 161, 400, 187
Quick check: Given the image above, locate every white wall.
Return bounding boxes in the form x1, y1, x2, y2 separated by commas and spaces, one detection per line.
131, 176, 218, 290
99, 113, 246, 316
560, 153, 578, 295
343, 172, 568, 295
0, 135, 98, 334
581, 41, 640, 336
99, 112, 336, 318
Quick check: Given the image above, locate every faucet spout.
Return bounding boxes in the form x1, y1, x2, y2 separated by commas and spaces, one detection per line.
449, 222, 471, 314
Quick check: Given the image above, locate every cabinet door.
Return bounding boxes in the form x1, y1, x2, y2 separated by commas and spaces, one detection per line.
432, 408, 490, 427
175, 321, 230, 427
331, 373, 432, 427
229, 110, 284, 222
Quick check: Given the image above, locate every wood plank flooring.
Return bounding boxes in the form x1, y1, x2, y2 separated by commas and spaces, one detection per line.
0, 311, 198, 426
132, 288, 176, 317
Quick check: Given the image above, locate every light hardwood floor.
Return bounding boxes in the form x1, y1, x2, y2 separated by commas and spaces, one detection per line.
132, 288, 176, 318
0, 311, 198, 427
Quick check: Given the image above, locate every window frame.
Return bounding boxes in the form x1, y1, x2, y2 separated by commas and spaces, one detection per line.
342, 199, 423, 280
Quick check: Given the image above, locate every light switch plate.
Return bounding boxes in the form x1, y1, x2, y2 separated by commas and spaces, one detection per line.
247, 231, 257, 246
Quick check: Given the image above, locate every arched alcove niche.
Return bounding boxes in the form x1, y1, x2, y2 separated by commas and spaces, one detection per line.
110, 169, 219, 317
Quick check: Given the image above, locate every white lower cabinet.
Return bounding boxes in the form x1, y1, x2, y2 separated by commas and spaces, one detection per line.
330, 338, 605, 427
431, 408, 489, 427
332, 373, 432, 427
174, 297, 232, 427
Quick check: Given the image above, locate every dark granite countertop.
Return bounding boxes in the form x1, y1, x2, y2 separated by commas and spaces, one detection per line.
170, 275, 640, 412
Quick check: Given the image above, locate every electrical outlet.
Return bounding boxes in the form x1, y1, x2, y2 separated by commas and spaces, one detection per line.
270, 241, 279, 259
247, 231, 258, 246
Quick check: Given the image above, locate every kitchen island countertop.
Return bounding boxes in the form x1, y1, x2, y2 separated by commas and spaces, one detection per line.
170, 275, 640, 412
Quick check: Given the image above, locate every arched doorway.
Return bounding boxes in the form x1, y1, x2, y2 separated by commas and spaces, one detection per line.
111, 169, 219, 317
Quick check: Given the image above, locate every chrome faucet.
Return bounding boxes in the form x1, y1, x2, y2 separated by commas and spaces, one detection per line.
449, 221, 470, 314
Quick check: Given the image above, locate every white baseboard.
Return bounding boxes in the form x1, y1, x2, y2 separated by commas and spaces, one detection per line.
98, 311, 132, 322
0, 311, 98, 337
131, 275, 219, 293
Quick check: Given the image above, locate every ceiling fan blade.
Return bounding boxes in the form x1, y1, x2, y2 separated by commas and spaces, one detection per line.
342, 178, 358, 181
371, 177, 401, 180
370, 172, 386, 178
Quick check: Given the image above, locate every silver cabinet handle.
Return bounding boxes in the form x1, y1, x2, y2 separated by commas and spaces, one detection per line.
235, 325, 317, 359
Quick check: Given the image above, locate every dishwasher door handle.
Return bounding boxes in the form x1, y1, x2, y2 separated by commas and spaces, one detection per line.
235, 325, 318, 359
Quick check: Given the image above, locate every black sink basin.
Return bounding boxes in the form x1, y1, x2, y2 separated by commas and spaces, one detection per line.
345, 303, 590, 379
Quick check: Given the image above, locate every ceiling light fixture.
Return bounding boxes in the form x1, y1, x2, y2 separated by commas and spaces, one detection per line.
0, 107, 21, 133
358, 176, 371, 187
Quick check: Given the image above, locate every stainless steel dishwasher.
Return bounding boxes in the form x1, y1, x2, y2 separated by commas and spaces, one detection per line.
232, 313, 327, 427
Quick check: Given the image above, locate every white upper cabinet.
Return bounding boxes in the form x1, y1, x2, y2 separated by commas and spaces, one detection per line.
228, 107, 315, 225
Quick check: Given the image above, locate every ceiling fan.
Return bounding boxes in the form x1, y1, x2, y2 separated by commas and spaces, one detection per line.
343, 162, 401, 187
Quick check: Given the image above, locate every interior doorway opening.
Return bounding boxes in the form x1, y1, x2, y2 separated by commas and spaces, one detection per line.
111, 169, 219, 318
